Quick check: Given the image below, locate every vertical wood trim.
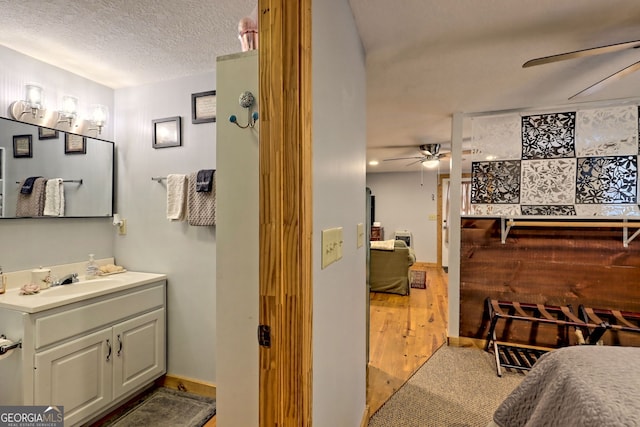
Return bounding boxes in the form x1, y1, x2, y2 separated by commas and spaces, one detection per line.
259, 1, 313, 426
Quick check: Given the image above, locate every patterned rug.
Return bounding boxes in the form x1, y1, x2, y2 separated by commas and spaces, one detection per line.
101, 387, 216, 427
368, 346, 523, 427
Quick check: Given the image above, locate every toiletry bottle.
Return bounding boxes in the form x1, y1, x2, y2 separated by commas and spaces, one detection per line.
86, 254, 99, 280
0, 266, 5, 294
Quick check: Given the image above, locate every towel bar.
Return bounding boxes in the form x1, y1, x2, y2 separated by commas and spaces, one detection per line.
16, 179, 83, 184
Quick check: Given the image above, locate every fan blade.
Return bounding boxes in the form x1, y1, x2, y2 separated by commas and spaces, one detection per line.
523, 40, 640, 68
569, 60, 640, 99
383, 156, 424, 162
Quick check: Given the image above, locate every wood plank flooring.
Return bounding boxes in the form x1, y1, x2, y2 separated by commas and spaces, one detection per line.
367, 264, 449, 416
205, 265, 448, 426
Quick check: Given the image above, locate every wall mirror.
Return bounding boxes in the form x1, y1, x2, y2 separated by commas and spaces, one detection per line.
0, 117, 113, 218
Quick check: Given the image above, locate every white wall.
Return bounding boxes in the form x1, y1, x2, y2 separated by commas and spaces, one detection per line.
313, 0, 368, 425
366, 171, 439, 263
113, 72, 218, 382
0, 46, 114, 270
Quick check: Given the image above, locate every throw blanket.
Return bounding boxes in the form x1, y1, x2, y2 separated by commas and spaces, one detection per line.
16, 177, 46, 217
370, 239, 396, 251
187, 171, 216, 226
493, 346, 640, 427
166, 174, 187, 221
43, 178, 65, 216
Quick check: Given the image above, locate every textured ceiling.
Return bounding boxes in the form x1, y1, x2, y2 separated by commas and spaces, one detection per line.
0, 0, 255, 88
2, 1, 640, 173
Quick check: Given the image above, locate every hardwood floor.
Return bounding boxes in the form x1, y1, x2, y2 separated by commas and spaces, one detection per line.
367, 264, 449, 416
201, 265, 447, 426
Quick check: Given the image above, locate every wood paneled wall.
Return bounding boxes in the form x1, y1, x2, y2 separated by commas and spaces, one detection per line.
460, 218, 640, 347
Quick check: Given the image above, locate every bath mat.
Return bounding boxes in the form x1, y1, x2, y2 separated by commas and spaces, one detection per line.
101, 387, 216, 427
410, 270, 427, 289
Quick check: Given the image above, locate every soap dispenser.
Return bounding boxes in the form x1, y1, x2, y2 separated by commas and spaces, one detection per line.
85, 254, 99, 280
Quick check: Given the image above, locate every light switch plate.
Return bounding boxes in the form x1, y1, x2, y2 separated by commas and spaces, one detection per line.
335, 227, 343, 261
357, 223, 364, 248
322, 229, 332, 268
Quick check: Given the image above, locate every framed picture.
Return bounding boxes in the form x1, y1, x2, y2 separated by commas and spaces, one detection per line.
13, 134, 32, 158
191, 90, 216, 124
153, 116, 182, 148
38, 127, 59, 140
65, 133, 87, 154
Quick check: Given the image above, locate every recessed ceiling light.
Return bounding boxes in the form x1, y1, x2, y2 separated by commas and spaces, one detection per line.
369, 160, 379, 166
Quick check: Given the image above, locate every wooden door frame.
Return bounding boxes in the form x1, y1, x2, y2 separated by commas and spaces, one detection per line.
258, 1, 313, 426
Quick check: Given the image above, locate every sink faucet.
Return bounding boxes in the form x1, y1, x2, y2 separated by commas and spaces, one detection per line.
51, 273, 79, 286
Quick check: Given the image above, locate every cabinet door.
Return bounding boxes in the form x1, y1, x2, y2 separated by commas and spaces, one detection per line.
112, 308, 166, 398
34, 328, 113, 426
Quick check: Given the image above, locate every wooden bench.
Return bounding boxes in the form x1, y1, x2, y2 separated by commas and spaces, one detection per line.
485, 298, 608, 376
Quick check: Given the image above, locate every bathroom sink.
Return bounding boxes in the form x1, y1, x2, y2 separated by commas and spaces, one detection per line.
39, 278, 123, 296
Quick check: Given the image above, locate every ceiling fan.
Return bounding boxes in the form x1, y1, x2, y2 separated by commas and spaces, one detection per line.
383, 144, 447, 168
523, 39, 640, 100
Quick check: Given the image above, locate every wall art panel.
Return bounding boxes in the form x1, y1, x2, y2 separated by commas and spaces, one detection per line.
574, 204, 640, 217
521, 205, 576, 215
520, 159, 576, 205
576, 156, 637, 204
471, 204, 521, 216
521, 112, 576, 159
575, 106, 637, 157
471, 114, 521, 161
471, 160, 521, 204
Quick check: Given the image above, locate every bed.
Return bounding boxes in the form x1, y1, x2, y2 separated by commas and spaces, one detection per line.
491, 345, 640, 427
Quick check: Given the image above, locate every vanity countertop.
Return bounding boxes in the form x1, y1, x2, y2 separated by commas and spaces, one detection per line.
0, 271, 167, 313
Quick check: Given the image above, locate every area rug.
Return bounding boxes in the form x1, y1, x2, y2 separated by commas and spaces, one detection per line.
410, 270, 426, 289
101, 387, 216, 427
368, 345, 523, 427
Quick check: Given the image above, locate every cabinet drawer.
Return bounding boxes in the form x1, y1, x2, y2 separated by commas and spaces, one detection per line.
35, 283, 165, 349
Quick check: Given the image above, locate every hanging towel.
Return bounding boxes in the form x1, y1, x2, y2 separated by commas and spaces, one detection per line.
16, 177, 46, 217
196, 169, 215, 192
166, 174, 188, 221
187, 171, 216, 226
43, 178, 65, 216
20, 176, 42, 194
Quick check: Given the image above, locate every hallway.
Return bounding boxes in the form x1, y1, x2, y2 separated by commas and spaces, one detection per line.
367, 264, 448, 416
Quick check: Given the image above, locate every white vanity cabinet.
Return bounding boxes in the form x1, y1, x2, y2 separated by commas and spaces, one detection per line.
0, 275, 166, 427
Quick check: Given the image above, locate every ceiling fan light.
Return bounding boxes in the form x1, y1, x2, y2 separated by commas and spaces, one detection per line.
423, 159, 439, 169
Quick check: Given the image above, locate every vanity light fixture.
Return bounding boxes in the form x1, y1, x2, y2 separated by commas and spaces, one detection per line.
57, 95, 78, 127
88, 104, 109, 135
9, 83, 45, 120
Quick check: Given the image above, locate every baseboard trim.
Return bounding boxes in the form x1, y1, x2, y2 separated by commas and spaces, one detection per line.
157, 374, 217, 399
412, 261, 437, 269
360, 405, 370, 427
447, 336, 487, 350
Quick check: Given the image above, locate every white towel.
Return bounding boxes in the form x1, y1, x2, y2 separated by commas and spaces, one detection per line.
166, 174, 187, 221
43, 178, 65, 216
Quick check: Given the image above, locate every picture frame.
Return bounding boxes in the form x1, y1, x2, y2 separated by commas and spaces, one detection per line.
38, 127, 59, 140
153, 116, 182, 148
65, 133, 87, 154
191, 90, 216, 124
13, 134, 32, 158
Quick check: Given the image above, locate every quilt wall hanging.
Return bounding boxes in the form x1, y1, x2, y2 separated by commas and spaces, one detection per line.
469, 105, 640, 217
